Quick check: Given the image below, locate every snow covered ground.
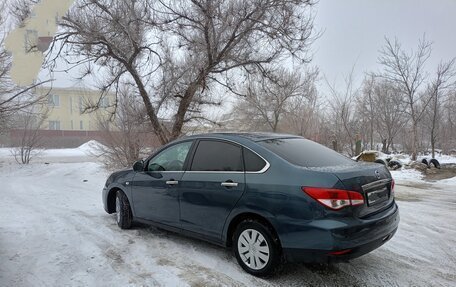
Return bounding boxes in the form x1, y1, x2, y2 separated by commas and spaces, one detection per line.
0, 146, 455, 286
0, 140, 104, 164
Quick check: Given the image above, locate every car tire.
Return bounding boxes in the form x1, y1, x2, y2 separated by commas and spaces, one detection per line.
116, 190, 132, 229
233, 220, 281, 277
374, 159, 386, 166
388, 160, 402, 170
429, 158, 441, 169
421, 158, 430, 168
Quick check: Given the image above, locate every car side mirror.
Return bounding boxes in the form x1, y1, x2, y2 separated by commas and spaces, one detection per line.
133, 160, 145, 172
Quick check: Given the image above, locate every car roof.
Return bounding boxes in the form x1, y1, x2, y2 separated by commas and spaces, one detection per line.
184, 132, 301, 142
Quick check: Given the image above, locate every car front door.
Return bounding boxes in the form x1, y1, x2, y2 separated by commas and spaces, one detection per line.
179, 140, 246, 241
131, 141, 193, 227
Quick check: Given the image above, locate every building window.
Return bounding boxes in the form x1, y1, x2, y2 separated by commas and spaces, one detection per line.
69, 97, 73, 114
79, 96, 84, 113
70, 120, 74, 130
24, 29, 38, 52
80, 120, 84, 130
100, 97, 109, 108
49, 121, 60, 130
48, 94, 60, 107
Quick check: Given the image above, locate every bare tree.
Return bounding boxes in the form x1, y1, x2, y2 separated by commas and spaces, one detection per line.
11, 106, 48, 164
378, 36, 432, 160
425, 59, 456, 158
372, 79, 408, 153
357, 74, 376, 150
281, 67, 319, 137
326, 68, 360, 155
55, 0, 317, 144
8, 0, 39, 27
96, 86, 155, 169
440, 91, 456, 152
233, 68, 313, 132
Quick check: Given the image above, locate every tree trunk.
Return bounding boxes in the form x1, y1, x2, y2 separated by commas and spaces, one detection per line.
381, 139, 387, 153
370, 118, 374, 150
411, 121, 418, 160
127, 66, 170, 145
431, 94, 438, 159
272, 112, 280, 132
355, 134, 362, 155
332, 139, 338, 152
171, 80, 202, 140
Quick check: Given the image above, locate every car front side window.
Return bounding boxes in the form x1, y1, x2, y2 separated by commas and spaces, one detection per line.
148, 141, 193, 172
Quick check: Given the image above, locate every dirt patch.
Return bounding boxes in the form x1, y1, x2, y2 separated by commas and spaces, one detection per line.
394, 193, 422, 202
156, 257, 174, 267
105, 248, 124, 264
423, 164, 456, 181
398, 182, 435, 190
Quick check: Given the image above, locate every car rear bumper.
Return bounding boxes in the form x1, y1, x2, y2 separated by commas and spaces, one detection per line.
281, 202, 400, 263
283, 227, 397, 263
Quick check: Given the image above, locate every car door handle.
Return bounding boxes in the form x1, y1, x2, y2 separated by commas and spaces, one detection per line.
166, 180, 179, 185
221, 182, 238, 187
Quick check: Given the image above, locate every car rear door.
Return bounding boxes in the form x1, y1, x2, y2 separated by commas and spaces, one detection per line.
131, 141, 193, 227
179, 139, 246, 241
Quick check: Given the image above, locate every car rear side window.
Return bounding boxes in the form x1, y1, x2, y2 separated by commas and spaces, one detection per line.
258, 138, 353, 167
243, 148, 266, 172
191, 140, 243, 172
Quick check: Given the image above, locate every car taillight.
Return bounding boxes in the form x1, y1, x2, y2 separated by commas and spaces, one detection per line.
301, 187, 365, 210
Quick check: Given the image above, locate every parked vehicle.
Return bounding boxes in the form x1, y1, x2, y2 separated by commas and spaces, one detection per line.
102, 133, 399, 276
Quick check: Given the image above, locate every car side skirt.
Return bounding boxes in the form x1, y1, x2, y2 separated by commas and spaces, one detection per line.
132, 217, 226, 247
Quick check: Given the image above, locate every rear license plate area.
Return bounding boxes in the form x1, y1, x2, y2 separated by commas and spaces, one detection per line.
367, 187, 389, 206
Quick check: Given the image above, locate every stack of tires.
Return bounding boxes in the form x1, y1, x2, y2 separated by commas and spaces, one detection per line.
421, 158, 441, 169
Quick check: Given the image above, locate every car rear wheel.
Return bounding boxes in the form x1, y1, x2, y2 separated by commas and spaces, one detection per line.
115, 190, 132, 229
233, 220, 281, 277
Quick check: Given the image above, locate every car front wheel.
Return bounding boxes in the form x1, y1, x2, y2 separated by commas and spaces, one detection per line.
115, 190, 132, 229
233, 220, 281, 277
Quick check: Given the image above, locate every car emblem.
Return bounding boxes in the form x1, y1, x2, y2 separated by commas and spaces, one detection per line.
374, 170, 381, 180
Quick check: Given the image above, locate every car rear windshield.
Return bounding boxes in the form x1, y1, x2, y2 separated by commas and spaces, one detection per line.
258, 138, 354, 167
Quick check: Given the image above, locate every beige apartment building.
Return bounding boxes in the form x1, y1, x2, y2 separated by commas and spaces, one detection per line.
5, 0, 74, 86
37, 87, 115, 131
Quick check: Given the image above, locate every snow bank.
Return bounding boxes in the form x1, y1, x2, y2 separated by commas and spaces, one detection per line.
358, 152, 456, 166
78, 140, 106, 153
432, 154, 456, 164
0, 140, 107, 163
390, 168, 424, 182
77, 140, 107, 157
414, 154, 456, 164
435, 175, 456, 186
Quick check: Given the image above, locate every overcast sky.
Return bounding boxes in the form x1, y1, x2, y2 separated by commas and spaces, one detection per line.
45, 0, 456, 93
312, 0, 456, 91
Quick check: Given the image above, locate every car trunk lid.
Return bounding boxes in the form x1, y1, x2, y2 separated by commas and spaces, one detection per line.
310, 162, 393, 218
